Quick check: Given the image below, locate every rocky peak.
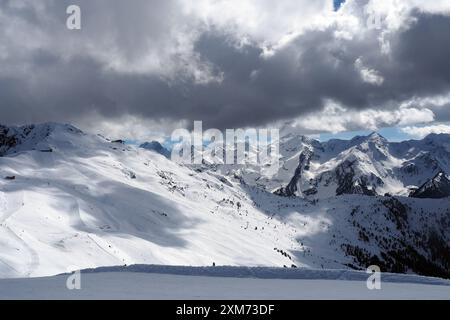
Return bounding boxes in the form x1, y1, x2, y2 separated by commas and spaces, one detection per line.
410, 171, 450, 199
140, 141, 171, 159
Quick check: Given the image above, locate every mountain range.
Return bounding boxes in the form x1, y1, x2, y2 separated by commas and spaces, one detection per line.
202, 128, 450, 200
0, 123, 449, 279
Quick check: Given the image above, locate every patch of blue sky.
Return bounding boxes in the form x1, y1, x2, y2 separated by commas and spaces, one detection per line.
319, 127, 411, 142
333, 0, 345, 11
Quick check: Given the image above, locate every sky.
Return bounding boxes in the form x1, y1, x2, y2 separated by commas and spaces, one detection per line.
334, 0, 346, 11
1, 0, 450, 142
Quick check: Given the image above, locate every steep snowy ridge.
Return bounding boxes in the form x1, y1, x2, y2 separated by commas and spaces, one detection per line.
0, 123, 85, 156
0, 123, 449, 280
410, 172, 450, 199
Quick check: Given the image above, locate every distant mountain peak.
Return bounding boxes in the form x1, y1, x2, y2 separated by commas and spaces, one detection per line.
410, 170, 450, 199
423, 132, 450, 145
368, 131, 385, 139
140, 141, 171, 158
355, 132, 387, 146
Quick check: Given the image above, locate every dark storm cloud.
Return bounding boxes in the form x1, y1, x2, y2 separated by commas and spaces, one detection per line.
1, 1, 450, 129
389, 13, 450, 97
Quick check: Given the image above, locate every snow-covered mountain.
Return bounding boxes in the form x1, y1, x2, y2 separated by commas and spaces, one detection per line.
410, 171, 450, 199
0, 123, 449, 280
210, 127, 450, 200
140, 141, 171, 159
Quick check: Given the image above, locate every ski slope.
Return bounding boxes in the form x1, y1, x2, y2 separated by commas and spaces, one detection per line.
0, 124, 299, 277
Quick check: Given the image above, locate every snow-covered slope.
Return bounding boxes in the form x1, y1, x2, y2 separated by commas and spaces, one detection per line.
0, 123, 449, 280
0, 123, 298, 277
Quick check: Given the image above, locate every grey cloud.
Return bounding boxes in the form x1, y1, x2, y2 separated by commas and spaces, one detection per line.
1, 1, 450, 131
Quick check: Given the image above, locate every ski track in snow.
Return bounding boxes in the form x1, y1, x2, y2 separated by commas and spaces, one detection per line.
0, 190, 24, 222
43, 186, 133, 266
7, 225, 40, 277
0, 191, 40, 276
63, 195, 130, 264
86, 233, 133, 266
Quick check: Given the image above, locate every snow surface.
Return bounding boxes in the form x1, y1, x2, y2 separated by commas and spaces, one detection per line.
0, 266, 449, 300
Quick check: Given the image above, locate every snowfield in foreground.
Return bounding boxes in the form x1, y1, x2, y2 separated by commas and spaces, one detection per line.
0, 266, 449, 300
